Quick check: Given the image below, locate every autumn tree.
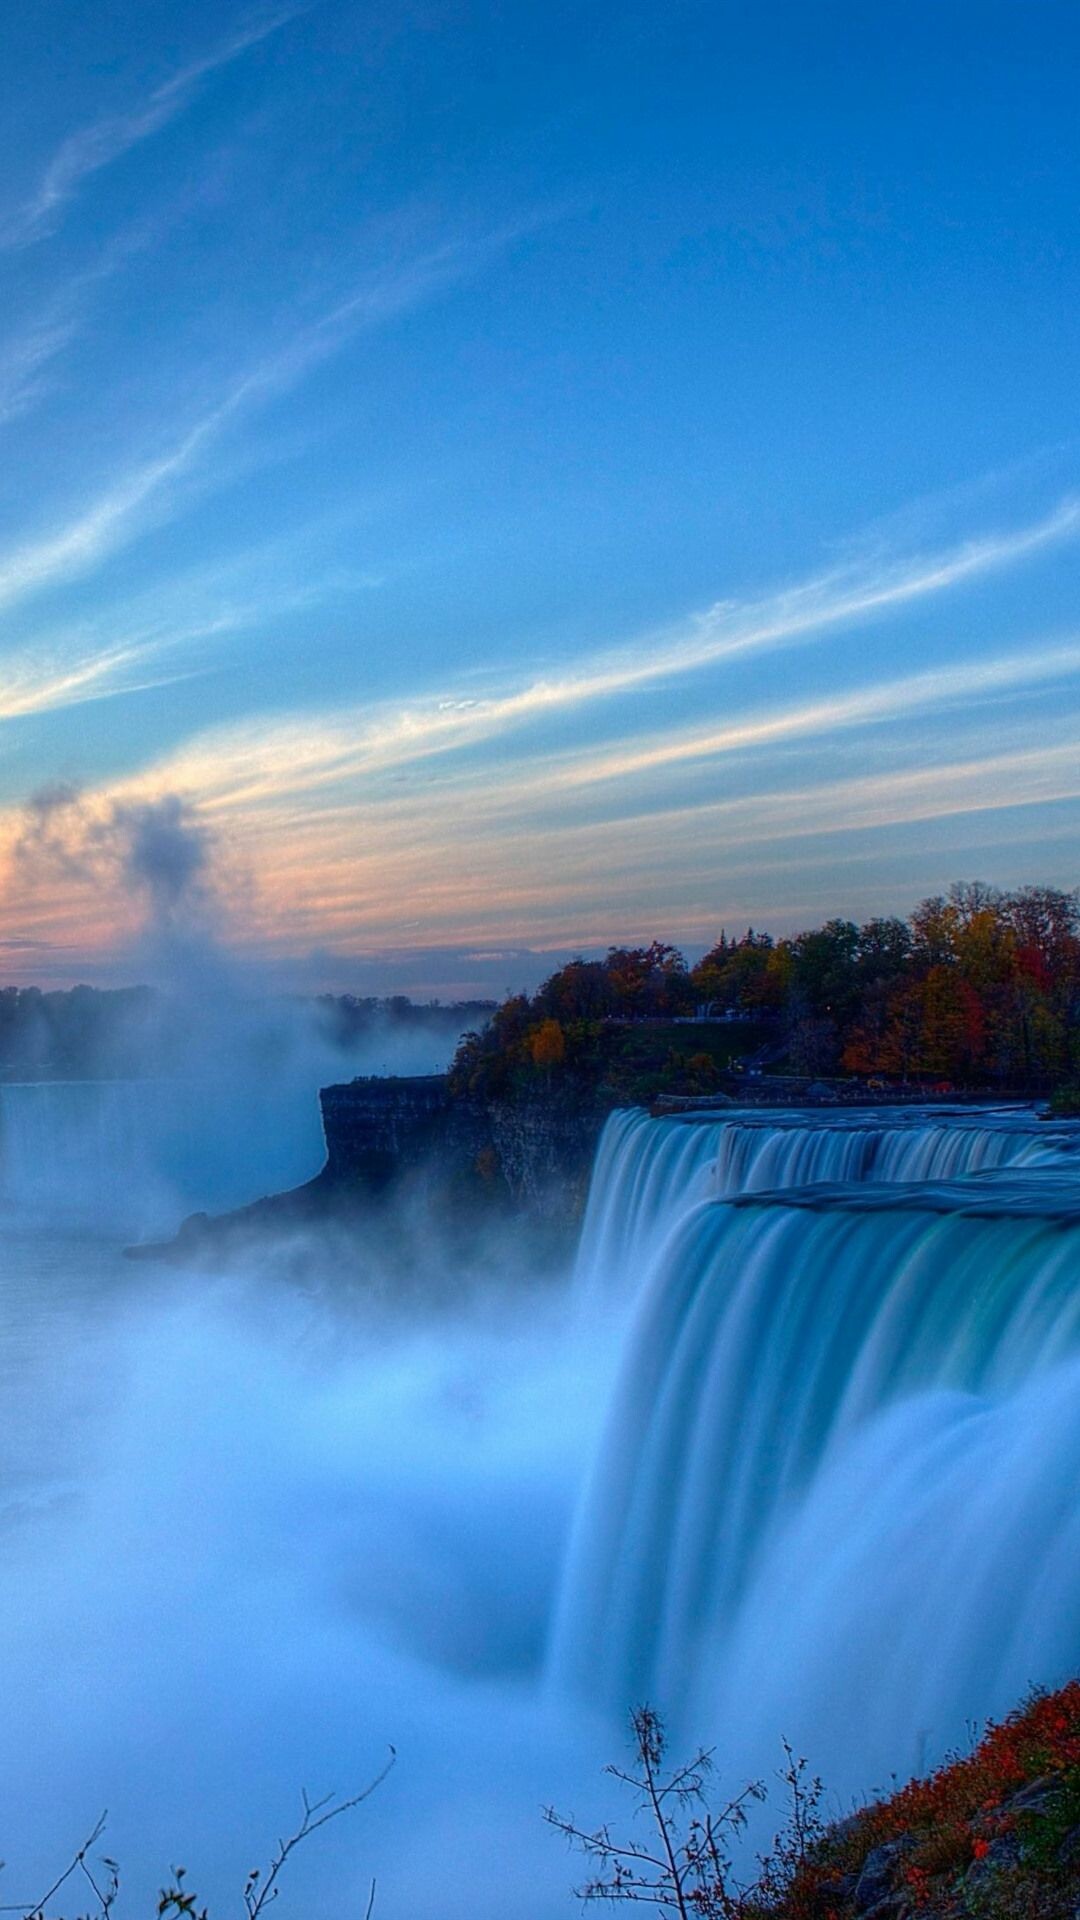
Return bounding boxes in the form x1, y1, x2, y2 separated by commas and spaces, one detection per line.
529, 1017, 566, 1071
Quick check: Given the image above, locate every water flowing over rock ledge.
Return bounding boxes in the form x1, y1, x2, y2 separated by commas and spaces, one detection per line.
722, 1165, 1080, 1219
553, 1102, 1080, 1743
131, 1078, 1080, 1264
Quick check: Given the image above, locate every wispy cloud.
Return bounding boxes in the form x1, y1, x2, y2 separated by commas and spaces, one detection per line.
557, 737, 1080, 869
526, 637, 1080, 796
0, 426, 223, 615
0, 315, 79, 427
7, 719, 1079, 962
188, 731, 1080, 952
29, 615, 1070, 956
435, 495, 1080, 739
0, 8, 304, 250
656, 497, 1080, 677
4, 480, 1079, 960
207, 496, 1080, 797
101, 506, 1080, 818
0, 237, 483, 615
0, 215, 190, 436
0, 563, 383, 723
0, 629, 215, 724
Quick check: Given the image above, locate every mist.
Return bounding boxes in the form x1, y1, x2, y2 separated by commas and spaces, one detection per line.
0, 1244, 619, 1917
3, 799, 1080, 1916
0, 796, 622, 1912
0, 785, 621, 1910
2, 790, 482, 1232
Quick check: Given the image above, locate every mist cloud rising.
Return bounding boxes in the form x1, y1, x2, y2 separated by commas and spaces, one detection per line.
13, 783, 215, 944
112, 793, 212, 930
2, 785, 475, 1232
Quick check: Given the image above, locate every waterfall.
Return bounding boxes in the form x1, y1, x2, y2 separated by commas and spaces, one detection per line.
573, 1110, 732, 1299
712, 1357, 1080, 1798
574, 1103, 1074, 1299
0, 1079, 328, 1233
554, 1106, 1080, 1787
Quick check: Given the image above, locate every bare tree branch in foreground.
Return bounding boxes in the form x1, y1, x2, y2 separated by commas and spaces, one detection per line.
0, 1812, 113, 1920
545, 1707, 825, 1918
0, 1749, 395, 1920
545, 1706, 767, 1917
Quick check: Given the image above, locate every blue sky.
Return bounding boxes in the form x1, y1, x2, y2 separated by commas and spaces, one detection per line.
1, 0, 1079, 993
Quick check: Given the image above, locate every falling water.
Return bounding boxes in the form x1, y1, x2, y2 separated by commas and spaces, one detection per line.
555, 1105, 1080, 1787
4, 1088, 1080, 1908
0, 1010, 468, 1235
573, 1102, 1075, 1299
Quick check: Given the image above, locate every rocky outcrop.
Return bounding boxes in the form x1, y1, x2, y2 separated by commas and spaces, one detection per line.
319, 1074, 487, 1190
320, 1073, 606, 1220
777, 1679, 1080, 1920
486, 1093, 605, 1216
131, 1073, 610, 1264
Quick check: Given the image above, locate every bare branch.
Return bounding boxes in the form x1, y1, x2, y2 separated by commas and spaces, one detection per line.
546, 1709, 766, 1917
0, 1814, 108, 1919
3, 1750, 393, 1920
245, 1750, 395, 1920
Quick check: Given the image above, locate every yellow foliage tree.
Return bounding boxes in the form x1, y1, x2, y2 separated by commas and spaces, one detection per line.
529, 1017, 566, 1070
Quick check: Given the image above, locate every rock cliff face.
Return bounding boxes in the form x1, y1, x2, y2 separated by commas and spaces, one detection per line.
133, 1072, 609, 1265
319, 1075, 482, 1187
319, 1073, 606, 1220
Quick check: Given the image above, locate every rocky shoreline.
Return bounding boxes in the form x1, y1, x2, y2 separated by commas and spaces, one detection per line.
778, 1681, 1080, 1919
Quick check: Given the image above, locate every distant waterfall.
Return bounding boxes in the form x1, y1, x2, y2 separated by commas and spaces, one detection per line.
574, 1104, 1071, 1299
555, 1107, 1080, 1787
0, 1079, 328, 1234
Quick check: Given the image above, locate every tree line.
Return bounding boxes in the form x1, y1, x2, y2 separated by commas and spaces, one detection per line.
0, 987, 494, 1079
450, 883, 1080, 1099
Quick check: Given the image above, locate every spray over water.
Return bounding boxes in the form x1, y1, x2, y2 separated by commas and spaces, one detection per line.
2, 1084, 1080, 1911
